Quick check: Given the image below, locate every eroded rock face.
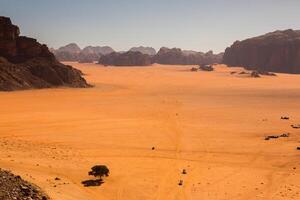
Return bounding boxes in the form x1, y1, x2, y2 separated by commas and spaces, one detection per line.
129, 46, 156, 56
153, 47, 223, 65
53, 44, 115, 63
98, 51, 151, 66
0, 17, 20, 58
78, 46, 115, 63
53, 43, 81, 62
0, 16, 90, 91
223, 29, 300, 73
57, 43, 81, 54
82, 46, 114, 56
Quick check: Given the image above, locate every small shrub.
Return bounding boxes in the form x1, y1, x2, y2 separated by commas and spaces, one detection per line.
88, 165, 110, 179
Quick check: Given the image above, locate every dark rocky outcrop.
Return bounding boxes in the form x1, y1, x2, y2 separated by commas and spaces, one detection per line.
199, 64, 214, 71
223, 29, 300, 73
153, 47, 223, 65
190, 67, 198, 72
98, 51, 151, 66
129, 46, 156, 56
265, 133, 289, 140
291, 124, 300, 129
250, 71, 260, 78
0, 169, 49, 200
0, 16, 89, 91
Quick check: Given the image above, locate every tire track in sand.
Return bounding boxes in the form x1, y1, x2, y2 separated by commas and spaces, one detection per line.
154, 97, 208, 200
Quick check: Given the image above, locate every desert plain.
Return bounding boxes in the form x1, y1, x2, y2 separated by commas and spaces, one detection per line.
0, 63, 300, 200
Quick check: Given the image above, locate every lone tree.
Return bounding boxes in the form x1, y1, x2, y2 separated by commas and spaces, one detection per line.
88, 165, 110, 179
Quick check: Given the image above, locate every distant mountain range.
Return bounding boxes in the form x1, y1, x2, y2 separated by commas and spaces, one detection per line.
52, 44, 158, 63
51, 43, 115, 63
153, 47, 223, 65
98, 47, 223, 66
129, 46, 156, 56
52, 43, 223, 65
99, 51, 152, 66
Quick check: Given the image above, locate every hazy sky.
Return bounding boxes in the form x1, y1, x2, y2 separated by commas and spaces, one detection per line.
1, 0, 300, 53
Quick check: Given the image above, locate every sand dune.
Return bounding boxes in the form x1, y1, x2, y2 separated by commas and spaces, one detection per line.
0, 63, 300, 200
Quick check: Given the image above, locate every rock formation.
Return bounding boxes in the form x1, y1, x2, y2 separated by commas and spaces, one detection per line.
129, 46, 156, 55
223, 29, 300, 73
153, 47, 223, 65
79, 46, 114, 63
98, 51, 151, 66
52, 43, 81, 61
82, 46, 114, 56
57, 43, 81, 54
199, 64, 214, 71
53, 44, 114, 63
0, 16, 89, 91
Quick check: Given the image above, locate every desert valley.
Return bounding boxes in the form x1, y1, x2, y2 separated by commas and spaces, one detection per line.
1, 1, 300, 200
1, 61, 300, 200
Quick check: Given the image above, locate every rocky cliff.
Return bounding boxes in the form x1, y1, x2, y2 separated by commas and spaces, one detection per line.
153, 47, 223, 65
98, 51, 151, 66
53, 44, 114, 63
129, 46, 156, 56
0, 16, 90, 91
223, 29, 300, 73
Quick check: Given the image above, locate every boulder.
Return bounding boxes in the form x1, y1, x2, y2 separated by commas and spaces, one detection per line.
291, 124, 300, 129
190, 67, 198, 72
199, 64, 214, 71
223, 29, 300, 74
250, 71, 260, 78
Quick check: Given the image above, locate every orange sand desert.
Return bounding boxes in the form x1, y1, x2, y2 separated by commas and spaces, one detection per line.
0, 63, 300, 200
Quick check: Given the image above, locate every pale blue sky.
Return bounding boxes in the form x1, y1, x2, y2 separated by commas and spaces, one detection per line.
1, 0, 300, 53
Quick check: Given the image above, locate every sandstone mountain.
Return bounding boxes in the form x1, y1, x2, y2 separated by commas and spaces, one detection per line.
129, 46, 156, 55
223, 29, 300, 73
0, 16, 89, 91
51, 43, 81, 62
79, 46, 115, 63
57, 43, 81, 54
153, 47, 223, 65
98, 51, 151, 66
182, 50, 200, 55
53, 44, 114, 63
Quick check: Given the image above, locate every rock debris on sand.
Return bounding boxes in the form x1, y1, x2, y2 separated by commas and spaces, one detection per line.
265, 133, 289, 140
0, 169, 49, 200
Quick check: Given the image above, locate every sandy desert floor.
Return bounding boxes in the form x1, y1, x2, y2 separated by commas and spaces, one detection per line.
0, 63, 300, 200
